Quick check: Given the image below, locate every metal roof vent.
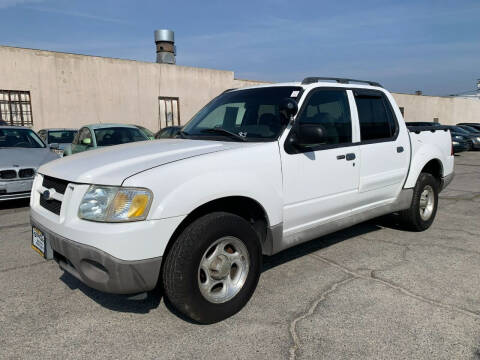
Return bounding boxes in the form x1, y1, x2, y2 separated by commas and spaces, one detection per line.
154, 29, 175, 64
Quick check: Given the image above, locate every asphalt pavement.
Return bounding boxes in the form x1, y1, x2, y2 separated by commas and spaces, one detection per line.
1, 152, 479, 359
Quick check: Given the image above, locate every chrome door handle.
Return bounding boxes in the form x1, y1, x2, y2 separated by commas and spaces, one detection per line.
346, 153, 356, 161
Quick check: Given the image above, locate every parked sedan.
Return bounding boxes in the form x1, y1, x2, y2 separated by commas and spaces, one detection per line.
132, 125, 155, 140
37, 128, 78, 156
457, 123, 480, 132
451, 133, 470, 153
445, 126, 480, 150
406, 121, 442, 127
457, 124, 480, 136
155, 126, 182, 139
0, 126, 59, 201
64, 124, 150, 156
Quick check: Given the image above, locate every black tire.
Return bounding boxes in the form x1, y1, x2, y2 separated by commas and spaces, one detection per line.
399, 172, 439, 231
162, 212, 262, 324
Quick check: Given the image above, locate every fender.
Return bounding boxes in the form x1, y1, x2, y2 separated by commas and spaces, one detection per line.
123, 142, 284, 227
404, 142, 444, 188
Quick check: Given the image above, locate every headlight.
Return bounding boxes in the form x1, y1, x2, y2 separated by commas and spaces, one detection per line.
78, 185, 153, 222
452, 141, 459, 145
476, 137, 480, 142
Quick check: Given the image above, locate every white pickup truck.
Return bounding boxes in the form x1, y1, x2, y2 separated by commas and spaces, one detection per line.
30, 77, 454, 323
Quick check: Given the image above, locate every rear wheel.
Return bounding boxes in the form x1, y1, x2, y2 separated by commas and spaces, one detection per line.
400, 172, 439, 231
162, 212, 262, 324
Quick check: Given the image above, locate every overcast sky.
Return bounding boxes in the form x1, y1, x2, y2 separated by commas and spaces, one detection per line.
0, 0, 478, 96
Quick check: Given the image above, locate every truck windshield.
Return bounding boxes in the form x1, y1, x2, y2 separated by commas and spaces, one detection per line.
0, 128, 45, 148
182, 86, 302, 141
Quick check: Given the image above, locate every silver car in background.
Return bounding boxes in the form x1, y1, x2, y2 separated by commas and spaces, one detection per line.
0, 126, 59, 201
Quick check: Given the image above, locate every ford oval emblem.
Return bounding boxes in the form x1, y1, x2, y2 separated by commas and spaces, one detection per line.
42, 190, 51, 201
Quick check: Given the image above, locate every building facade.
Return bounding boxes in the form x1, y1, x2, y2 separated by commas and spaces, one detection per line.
0, 45, 478, 131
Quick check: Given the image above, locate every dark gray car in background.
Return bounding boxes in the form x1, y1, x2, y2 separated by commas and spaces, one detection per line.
0, 126, 59, 201
445, 126, 480, 150
37, 128, 78, 157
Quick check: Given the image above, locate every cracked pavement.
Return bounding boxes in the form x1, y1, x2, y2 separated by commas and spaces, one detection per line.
1, 152, 480, 359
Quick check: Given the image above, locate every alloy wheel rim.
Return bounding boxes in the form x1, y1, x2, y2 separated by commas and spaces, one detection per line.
197, 236, 249, 304
419, 185, 435, 221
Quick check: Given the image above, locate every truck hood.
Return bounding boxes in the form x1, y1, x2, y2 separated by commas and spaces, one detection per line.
38, 139, 236, 185
0, 147, 59, 169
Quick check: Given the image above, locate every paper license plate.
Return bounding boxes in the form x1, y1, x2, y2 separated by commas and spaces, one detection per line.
32, 226, 46, 257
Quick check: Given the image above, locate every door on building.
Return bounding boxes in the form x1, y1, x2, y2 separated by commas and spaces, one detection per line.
158, 97, 180, 129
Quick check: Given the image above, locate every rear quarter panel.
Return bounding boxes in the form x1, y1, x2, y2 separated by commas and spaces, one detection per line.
404, 129, 454, 188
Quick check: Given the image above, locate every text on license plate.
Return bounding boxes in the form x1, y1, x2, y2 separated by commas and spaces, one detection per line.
32, 227, 45, 256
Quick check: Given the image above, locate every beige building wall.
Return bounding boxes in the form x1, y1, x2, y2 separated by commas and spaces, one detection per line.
391, 93, 480, 125
0, 46, 265, 131
0, 45, 478, 130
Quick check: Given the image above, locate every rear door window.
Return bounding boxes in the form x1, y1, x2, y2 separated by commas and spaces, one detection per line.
354, 91, 397, 141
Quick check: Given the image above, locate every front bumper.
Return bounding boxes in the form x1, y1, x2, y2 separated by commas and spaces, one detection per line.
471, 142, 480, 150
31, 217, 162, 294
0, 179, 33, 201
453, 143, 468, 153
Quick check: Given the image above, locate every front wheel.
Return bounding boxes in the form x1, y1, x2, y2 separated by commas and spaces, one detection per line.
162, 212, 262, 324
399, 172, 439, 231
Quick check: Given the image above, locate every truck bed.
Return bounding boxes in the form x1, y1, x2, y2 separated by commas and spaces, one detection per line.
405, 126, 454, 188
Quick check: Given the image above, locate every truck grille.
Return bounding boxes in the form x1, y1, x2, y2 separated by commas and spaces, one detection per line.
42, 175, 69, 194
19, 168, 35, 178
40, 197, 62, 215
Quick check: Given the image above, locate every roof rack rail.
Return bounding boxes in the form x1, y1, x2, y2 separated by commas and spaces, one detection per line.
301, 77, 382, 87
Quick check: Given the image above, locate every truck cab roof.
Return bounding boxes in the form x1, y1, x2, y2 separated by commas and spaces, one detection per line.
232, 77, 384, 93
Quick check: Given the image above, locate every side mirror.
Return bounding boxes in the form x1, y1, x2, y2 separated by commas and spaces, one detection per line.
82, 138, 92, 146
293, 123, 326, 149
279, 98, 298, 119
49, 143, 59, 150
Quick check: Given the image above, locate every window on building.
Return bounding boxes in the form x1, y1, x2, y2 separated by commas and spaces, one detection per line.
158, 97, 180, 129
0, 90, 33, 127
354, 92, 397, 141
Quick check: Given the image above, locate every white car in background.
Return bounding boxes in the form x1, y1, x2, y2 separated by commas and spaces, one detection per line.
30, 77, 454, 324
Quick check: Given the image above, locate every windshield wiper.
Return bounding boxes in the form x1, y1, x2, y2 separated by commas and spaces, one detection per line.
200, 128, 247, 142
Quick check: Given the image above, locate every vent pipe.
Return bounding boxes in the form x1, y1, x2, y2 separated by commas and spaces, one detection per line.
154, 29, 175, 64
